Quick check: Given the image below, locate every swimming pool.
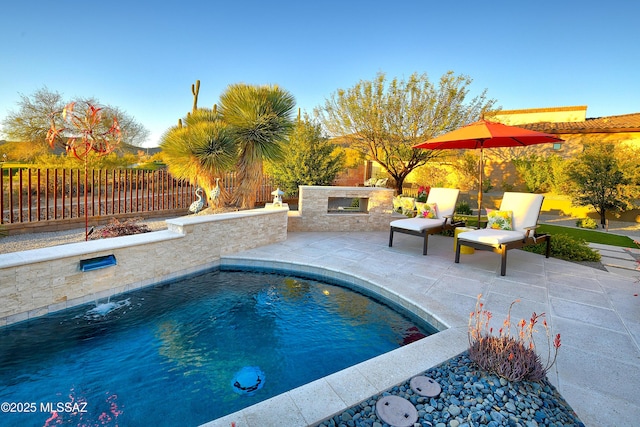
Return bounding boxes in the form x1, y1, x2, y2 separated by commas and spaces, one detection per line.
0, 268, 435, 426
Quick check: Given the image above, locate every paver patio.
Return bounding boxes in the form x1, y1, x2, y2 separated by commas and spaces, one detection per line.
205, 231, 640, 427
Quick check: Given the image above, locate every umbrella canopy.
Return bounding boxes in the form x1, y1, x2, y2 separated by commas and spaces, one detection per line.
413, 119, 564, 225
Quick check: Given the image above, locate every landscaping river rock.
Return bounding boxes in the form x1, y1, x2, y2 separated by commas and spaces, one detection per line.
316, 352, 584, 427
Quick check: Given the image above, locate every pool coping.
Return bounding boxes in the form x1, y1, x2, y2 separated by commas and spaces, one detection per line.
200, 231, 640, 427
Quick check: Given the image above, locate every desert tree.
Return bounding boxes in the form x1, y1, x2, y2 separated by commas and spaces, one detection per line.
316, 71, 496, 194
566, 143, 635, 227
2, 87, 149, 148
1, 87, 65, 147
84, 102, 149, 148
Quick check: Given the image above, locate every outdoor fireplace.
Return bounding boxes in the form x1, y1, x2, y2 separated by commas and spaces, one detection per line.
327, 197, 369, 214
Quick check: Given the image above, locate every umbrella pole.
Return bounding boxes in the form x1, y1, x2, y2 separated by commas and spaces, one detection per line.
477, 147, 483, 227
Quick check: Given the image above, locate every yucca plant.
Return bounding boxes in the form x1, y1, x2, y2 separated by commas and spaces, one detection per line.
219, 84, 296, 209
160, 108, 237, 206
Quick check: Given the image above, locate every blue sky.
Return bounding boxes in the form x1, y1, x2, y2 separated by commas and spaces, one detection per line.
1, 1, 638, 147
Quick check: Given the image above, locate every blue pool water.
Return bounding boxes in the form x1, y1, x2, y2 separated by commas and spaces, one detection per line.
0, 269, 435, 427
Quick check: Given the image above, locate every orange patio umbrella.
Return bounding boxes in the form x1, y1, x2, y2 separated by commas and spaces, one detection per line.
413, 119, 564, 226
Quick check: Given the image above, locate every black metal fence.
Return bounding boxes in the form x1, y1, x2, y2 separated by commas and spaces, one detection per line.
1, 167, 277, 226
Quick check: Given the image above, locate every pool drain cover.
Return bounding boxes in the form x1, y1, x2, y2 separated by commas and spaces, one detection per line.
375, 395, 418, 427
410, 375, 441, 397
231, 366, 265, 396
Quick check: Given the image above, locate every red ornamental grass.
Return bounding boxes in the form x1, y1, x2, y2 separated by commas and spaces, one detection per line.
468, 294, 561, 382
88, 218, 152, 240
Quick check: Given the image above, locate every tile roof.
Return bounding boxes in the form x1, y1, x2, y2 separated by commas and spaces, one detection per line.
497, 105, 588, 115
519, 112, 640, 134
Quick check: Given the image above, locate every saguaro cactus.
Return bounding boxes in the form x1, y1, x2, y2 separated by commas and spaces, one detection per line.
192, 80, 200, 112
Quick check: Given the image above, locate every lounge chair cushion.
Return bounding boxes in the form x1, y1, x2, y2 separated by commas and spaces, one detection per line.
425, 188, 458, 217
457, 228, 526, 245
486, 210, 513, 230
390, 217, 445, 232
455, 192, 547, 276
389, 187, 461, 256
499, 193, 544, 232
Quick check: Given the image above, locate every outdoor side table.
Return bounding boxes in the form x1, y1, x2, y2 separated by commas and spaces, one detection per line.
454, 226, 475, 254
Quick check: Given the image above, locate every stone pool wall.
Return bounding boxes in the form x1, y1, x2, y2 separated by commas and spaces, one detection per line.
1, 184, 398, 327
0, 207, 289, 326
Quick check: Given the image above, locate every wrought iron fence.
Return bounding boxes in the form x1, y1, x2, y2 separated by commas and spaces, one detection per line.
0, 167, 277, 225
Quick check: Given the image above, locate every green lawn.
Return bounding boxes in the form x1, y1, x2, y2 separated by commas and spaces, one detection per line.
536, 224, 637, 248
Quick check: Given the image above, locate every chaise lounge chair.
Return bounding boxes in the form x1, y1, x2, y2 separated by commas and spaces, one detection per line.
389, 187, 461, 255
454, 192, 551, 276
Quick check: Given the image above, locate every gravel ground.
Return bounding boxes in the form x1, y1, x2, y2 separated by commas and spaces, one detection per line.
317, 352, 584, 427
0, 206, 243, 254
0, 218, 170, 254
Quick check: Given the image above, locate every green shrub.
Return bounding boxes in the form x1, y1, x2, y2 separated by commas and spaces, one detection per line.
523, 233, 601, 262
456, 201, 473, 215
501, 181, 515, 192
134, 161, 166, 171
482, 178, 494, 193
576, 217, 598, 229
512, 154, 568, 193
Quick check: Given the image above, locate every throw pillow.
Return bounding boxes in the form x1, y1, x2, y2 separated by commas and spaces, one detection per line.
375, 178, 388, 187
400, 197, 416, 217
486, 210, 513, 230
419, 203, 438, 219
393, 196, 403, 213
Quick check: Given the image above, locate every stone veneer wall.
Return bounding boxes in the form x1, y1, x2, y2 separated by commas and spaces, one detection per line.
0, 207, 288, 327
287, 186, 395, 232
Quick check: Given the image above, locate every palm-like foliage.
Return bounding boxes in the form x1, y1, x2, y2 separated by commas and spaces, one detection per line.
160, 109, 236, 205
220, 84, 296, 208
